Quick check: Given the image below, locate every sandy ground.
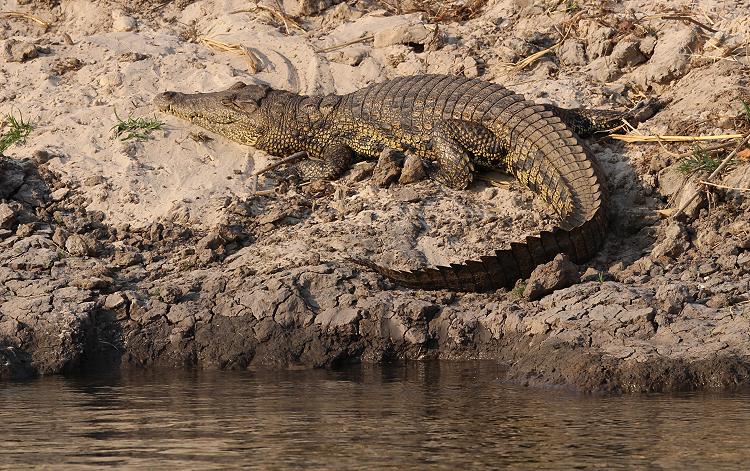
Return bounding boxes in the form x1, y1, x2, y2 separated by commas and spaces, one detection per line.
2, 0, 750, 391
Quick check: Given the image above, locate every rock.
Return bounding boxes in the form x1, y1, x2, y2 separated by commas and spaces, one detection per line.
98, 71, 123, 88
197, 248, 215, 264
651, 222, 690, 261
72, 276, 111, 290
167, 305, 195, 329
315, 307, 360, 330
49, 57, 83, 76
658, 164, 705, 218
586, 26, 615, 59
118, 52, 149, 62
1, 39, 39, 63
104, 292, 127, 310
159, 285, 182, 304
111, 9, 137, 32
608, 261, 626, 277
737, 252, 750, 270
655, 282, 692, 314
345, 162, 375, 182
706, 293, 729, 309
398, 154, 426, 184
639, 35, 657, 55
371, 149, 403, 188
15, 223, 35, 237
461, 56, 480, 78
637, 27, 704, 88
674, 180, 705, 219
580, 266, 601, 282
739, 235, 750, 252
530, 58, 558, 78
64, 234, 97, 256
303, 180, 330, 198
586, 57, 619, 83
51, 188, 70, 202
281, 0, 343, 16
717, 253, 738, 271
197, 231, 224, 250
658, 164, 686, 197
0, 157, 26, 198
395, 187, 420, 203
558, 39, 587, 66
0, 202, 17, 229
257, 207, 291, 225
374, 23, 436, 50
523, 254, 579, 301
328, 47, 368, 67
32, 149, 55, 164
112, 251, 143, 267
723, 163, 750, 202
697, 262, 717, 277
84, 175, 106, 187
609, 40, 646, 68
649, 153, 671, 173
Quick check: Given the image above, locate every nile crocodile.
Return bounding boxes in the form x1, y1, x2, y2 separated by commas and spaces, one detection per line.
154, 74, 654, 292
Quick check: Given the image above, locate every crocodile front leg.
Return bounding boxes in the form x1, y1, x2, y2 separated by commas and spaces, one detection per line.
294, 143, 353, 181
429, 120, 506, 190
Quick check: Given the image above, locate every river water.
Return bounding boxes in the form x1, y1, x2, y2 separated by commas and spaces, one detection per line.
1, 361, 749, 470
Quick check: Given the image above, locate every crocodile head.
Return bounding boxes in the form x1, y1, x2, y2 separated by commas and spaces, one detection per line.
153, 82, 272, 145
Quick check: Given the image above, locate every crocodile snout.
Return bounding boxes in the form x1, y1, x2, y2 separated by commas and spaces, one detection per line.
153, 91, 181, 111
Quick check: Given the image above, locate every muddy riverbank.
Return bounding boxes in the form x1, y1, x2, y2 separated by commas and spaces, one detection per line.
2, 0, 750, 392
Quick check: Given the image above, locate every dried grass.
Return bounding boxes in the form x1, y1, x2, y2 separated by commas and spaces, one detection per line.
0, 11, 51, 29
698, 180, 750, 192
199, 37, 263, 73
512, 38, 565, 70
644, 13, 718, 33
252, 152, 306, 176
378, 0, 487, 23
230, 2, 304, 35
315, 35, 374, 54
609, 133, 745, 143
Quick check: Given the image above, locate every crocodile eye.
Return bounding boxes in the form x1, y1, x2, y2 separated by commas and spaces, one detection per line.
221, 96, 258, 113
228, 82, 247, 90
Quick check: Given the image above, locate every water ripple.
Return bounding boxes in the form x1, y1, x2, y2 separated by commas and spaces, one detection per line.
1, 362, 749, 469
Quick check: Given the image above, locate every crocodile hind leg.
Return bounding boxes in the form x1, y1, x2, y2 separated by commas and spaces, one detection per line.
293, 143, 353, 181
428, 120, 507, 190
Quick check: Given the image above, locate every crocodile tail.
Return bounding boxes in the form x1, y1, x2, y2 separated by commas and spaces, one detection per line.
351, 127, 609, 291
350, 206, 607, 292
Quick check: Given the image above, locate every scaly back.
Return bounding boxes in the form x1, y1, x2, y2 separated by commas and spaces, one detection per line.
345, 75, 607, 291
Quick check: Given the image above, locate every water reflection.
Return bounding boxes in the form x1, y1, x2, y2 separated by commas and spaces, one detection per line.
1, 362, 749, 469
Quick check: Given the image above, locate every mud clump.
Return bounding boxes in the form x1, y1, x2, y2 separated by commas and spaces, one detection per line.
1, 39, 39, 63
371, 149, 404, 188
523, 254, 579, 301
399, 154, 427, 184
